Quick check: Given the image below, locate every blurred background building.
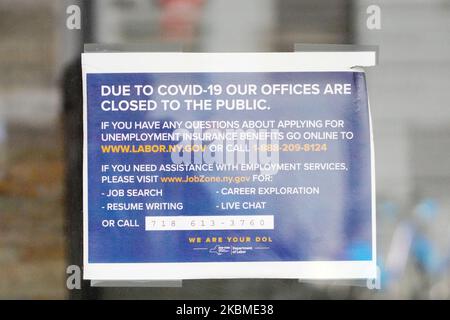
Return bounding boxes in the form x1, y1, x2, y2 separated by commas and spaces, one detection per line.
0, 0, 449, 299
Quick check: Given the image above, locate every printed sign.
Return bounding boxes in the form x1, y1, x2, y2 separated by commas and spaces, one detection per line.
82, 52, 377, 280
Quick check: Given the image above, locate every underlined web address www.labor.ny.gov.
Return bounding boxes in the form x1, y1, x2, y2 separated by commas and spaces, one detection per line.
101, 144, 206, 153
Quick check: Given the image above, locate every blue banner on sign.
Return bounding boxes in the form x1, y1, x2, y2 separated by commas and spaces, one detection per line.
86, 71, 372, 264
